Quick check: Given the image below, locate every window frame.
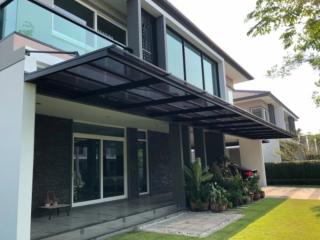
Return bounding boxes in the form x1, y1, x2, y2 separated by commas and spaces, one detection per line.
166, 27, 220, 97
250, 106, 268, 121
72, 132, 128, 208
137, 130, 150, 196
52, 0, 127, 47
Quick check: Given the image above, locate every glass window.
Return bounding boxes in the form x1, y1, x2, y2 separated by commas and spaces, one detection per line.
103, 140, 125, 198
54, 0, 94, 47
141, 10, 157, 64
73, 138, 101, 203
184, 42, 203, 89
138, 141, 148, 194
97, 16, 126, 45
166, 30, 184, 80
251, 107, 268, 121
203, 56, 219, 96
54, 0, 94, 28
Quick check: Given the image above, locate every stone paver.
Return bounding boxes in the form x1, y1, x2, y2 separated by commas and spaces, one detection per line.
139, 211, 243, 238
263, 186, 320, 200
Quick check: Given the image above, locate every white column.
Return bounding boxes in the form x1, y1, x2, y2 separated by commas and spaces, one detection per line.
239, 138, 267, 187
0, 59, 36, 240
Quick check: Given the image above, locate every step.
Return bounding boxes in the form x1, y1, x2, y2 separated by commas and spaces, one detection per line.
40, 204, 180, 240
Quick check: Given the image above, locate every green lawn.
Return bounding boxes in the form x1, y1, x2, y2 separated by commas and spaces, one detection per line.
110, 198, 320, 240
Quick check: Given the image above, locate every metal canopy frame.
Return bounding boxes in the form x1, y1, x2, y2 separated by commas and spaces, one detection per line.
25, 46, 294, 139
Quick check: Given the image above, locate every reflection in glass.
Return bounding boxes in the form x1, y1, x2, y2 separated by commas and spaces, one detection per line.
203, 56, 219, 96
166, 30, 184, 80
103, 140, 124, 198
184, 42, 203, 89
138, 141, 148, 193
73, 138, 100, 203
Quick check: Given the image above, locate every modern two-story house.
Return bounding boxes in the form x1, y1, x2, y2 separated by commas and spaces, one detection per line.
232, 90, 298, 163
0, 1, 295, 240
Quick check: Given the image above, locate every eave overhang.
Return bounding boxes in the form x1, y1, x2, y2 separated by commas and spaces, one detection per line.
25, 46, 294, 140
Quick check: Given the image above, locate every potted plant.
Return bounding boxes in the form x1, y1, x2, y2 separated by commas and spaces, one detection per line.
210, 184, 228, 212
184, 158, 213, 211
259, 190, 265, 198
248, 176, 261, 201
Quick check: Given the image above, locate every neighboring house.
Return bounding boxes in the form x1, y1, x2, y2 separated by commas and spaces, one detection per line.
232, 90, 298, 163
0, 1, 294, 240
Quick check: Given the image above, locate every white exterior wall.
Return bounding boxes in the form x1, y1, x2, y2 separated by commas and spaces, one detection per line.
0, 59, 36, 240
262, 139, 281, 163
239, 138, 267, 187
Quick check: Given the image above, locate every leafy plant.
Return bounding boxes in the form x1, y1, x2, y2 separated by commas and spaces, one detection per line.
223, 174, 246, 206
246, 0, 320, 106
184, 158, 213, 210
248, 175, 260, 194
210, 183, 228, 206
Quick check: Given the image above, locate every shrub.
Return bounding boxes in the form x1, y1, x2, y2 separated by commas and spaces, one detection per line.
265, 160, 320, 185
184, 158, 213, 210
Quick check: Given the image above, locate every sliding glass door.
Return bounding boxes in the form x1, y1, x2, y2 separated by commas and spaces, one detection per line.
73, 138, 100, 203
103, 140, 125, 198
73, 134, 126, 206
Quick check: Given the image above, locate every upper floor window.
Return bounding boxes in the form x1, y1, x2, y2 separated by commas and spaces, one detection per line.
166, 28, 220, 97
141, 10, 157, 64
184, 42, 203, 89
166, 29, 184, 80
251, 107, 268, 121
97, 16, 126, 45
203, 56, 219, 96
54, 0, 126, 45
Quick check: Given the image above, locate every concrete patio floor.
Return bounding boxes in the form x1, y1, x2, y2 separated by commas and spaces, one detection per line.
139, 211, 243, 238
263, 186, 320, 200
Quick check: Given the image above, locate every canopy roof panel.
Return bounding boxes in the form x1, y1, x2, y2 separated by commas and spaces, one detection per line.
25, 46, 294, 139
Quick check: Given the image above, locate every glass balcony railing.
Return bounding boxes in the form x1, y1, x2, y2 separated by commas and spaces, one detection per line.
0, 0, 127, 56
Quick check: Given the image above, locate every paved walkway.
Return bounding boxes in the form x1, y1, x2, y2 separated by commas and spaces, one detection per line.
263, 186, 320, 200
140, 211, 243, 238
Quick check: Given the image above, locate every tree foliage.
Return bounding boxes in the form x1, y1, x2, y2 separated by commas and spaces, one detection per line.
246, 0, 320, 106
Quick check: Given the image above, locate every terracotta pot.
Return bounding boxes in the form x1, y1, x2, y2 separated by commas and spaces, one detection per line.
260, 191, 265, 198
211, 203, 226, 212
190, 201, 209, 211
253, 193, 261, 201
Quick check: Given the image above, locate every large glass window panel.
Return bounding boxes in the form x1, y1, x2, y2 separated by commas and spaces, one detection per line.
53, 0, 95, 48
54, 0, 94, 28
184, 42, 203, 89
138, 141, 148, 193
73, 138, 101, 203
97, 16, 126, 45
103, 140, 125, 198
203, 56, 219, 96
166, 30, 184, 80
0, 0, 17, 39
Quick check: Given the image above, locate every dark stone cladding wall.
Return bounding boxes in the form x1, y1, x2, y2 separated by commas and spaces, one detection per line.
32, 114, 72, 216
148, 131, 173, 195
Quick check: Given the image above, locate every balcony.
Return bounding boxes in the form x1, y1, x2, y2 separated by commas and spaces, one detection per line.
0, 0, 127, 56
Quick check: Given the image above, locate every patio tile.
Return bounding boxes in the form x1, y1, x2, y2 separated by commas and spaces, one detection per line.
139, 211, 243, 238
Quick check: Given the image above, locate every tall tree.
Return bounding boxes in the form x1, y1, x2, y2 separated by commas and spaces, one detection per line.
246, 0, 320, 106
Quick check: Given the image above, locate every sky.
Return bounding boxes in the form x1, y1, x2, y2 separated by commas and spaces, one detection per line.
168, 0, 320, 134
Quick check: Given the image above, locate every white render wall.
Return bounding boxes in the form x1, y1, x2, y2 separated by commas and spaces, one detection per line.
239, 138, 267, 187
262, 139, 281, 163
0, 58, 36, 240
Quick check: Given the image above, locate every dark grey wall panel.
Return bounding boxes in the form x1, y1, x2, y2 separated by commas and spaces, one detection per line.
205, 131, 225, 167
194, 127, 206, 167
181, 125, 191, 167
169, 123, 186, 208
126, 128, 139, 199
148, 131, 173, 195
32, 115, 72, 216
